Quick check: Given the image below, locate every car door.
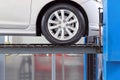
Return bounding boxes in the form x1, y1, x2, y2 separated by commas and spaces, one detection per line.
0, 0, 31, 29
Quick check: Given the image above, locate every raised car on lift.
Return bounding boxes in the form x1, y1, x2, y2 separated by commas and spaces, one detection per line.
0, 0, 102, 44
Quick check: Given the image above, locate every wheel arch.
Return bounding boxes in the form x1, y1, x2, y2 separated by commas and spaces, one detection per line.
36, 0, 89, 36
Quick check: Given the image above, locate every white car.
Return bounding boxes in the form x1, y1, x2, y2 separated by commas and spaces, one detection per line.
0, 0, 101, 44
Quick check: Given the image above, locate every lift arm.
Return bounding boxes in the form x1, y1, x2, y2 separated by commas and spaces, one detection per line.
0, 44, 102, 54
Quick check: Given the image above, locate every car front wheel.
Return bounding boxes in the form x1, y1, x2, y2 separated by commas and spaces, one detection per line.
41, 3, 86, 44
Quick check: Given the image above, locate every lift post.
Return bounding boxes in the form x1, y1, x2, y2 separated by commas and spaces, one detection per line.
0, 37, 5, 80
103, 0, 120, 80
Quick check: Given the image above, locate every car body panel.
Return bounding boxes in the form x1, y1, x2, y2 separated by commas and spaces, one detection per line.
0, 0, 31, 29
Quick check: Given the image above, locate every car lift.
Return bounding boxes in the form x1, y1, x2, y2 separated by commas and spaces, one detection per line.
0, 37, 102, 80
0, 9, 104, 80
0, 14, 103, 79
0, 37, 103, 80
0, 13, 103, 80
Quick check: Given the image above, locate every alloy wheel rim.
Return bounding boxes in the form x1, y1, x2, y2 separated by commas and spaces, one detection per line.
48, 9, 79, 41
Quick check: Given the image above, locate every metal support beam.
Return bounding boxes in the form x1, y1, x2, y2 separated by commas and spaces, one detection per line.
0, 44, 102, 54
0, 36, 5, 80
52, 54, 56, 80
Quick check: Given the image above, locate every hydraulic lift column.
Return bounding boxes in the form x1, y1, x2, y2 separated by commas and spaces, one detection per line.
103, 0, 120, 80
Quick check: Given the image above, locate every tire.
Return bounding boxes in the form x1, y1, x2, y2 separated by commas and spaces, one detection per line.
41, 3, 86, 44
